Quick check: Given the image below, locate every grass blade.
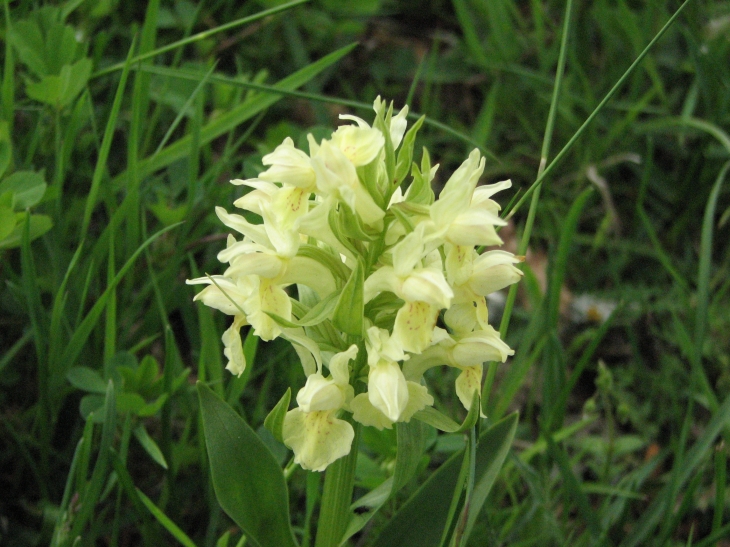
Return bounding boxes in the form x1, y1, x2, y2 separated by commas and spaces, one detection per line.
111, 43, 356, 188
59, 223, 182, 374
694, 160, 730, 411
506, 0, 696, 220
620, 393, 730, 547
136, 488, 199, 547
67, 380, 117, 544
92, 0, 309, 78
81, 37, 136, 236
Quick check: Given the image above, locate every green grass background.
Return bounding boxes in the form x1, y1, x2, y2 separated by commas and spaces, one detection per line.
1, 0, 729, 545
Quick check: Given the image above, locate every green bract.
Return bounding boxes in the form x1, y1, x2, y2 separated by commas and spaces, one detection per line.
188, 97, 522, 472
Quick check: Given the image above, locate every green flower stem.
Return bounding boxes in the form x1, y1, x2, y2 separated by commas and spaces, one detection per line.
314, 420, 361, 547
451, 425, 478, 547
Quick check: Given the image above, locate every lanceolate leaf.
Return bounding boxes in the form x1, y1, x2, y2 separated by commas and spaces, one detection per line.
412, 391, 481, 433
394, 115, 425, 187
264, 387, 291, 444
332, 260, 364, 336
341, 419, 427, 543
197, 382, 297, 547
372, 413, 518, 547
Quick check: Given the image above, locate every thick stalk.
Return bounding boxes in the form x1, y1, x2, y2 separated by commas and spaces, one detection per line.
314, 421, 360, 547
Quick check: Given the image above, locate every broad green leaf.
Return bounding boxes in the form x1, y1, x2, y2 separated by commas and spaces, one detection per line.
264, 387, 291, 444
134, 425, 168, 470
0, 205, 15, 239
0, 191, 12, 209
79, 394, 105, 421
10, 17, 57, 78
197, 382, 297, 547
391, 420, 427, 493
115, 393, 147, 414
25, 58, 92, 107
0, 170, 46, 209
462, 413, 520, 539
148, 200, 190, 227
372, 413, 518, 547
66, 366, 107, 394
136, 393, 169, 417
0, 213, 52, 249
332, 260, 364, 336
343, 420, 427, 543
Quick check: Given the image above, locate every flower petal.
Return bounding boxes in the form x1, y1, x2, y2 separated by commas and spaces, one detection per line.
259, 137, 316, 189
350, 394, 394, 430
400, 268, 453, 309
328, 344, 358, 386
283, 409, 354, 471
296, 373, 344, 412
399, 381, 434, 422
468, 250, 524, 296
222, 315, 248, 376
451, 327, 514, 366
392, 301, 438, 354
368, 360, 409, 422
454, 364, 484, 414
331, 125, 384, 166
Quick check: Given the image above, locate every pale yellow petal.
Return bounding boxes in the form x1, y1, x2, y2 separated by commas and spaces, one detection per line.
259, 137, 316, 189
451, 327, 514, 366
400, 268, 453, 309
368, 361, 409, 422
392, 301, 438, 353
398, 381, 434, 422
350, 394, 394, 430
327, 344, 358, 386
283, 409, 354, 472
296, 374, 344, 412
222, 315, 248, 376
468, 250, 524, 296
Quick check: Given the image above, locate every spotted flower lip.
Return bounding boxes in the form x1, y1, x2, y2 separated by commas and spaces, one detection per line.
187, 96, 520, 471
282, 345, 358, 471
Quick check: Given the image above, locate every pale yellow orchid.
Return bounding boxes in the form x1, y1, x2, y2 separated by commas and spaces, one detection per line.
282, 345, 358, 471
364, 227, 453, 353
425, 149, 511, 248
443, 245, 523, 334
188, 97, 523, 473
403, 327, 514, 412
258, 137, 316, 190
310, 139, 385, 226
